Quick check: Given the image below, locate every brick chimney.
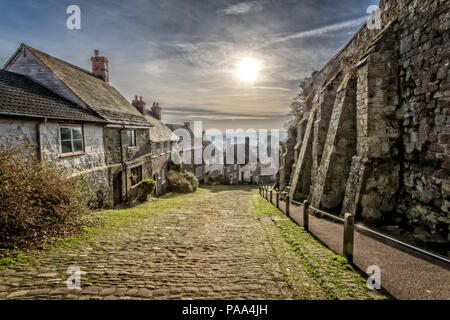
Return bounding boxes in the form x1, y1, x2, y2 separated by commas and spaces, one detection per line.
91, 50, 109, 82
132, 95, 146, 115
150, 102, 162, 120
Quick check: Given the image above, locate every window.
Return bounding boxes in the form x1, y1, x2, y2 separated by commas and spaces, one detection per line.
161, 168, 166, 184
60, 125, 84, 155
130, 165, 142, 186
151, 143, 157, 156
127, 130, 136, 147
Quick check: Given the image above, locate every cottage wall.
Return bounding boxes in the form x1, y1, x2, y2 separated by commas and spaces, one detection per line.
0, 119, 112, 207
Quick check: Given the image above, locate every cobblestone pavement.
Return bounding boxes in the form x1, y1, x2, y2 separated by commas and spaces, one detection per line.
0, 186, 381, 300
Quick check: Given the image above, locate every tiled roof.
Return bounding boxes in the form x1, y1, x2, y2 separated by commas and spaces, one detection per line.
144, 114, 179, 143
0, 70, 106, 123
20, 44, 151, 127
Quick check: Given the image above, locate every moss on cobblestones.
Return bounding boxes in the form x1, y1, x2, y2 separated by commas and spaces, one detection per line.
252, 194, 384, 300
0, 251, 30, 270
0, 186, 385, 300
42, 192, 196, 252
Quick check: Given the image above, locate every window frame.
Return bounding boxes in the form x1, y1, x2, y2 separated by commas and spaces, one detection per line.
127, 130, 137, 147
59, 124, 85, 158
130, 165, 143, 186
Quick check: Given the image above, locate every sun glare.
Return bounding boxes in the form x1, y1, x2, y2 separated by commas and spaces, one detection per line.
236, 58, 261, 82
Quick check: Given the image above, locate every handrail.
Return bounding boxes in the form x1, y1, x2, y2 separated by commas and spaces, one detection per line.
291, 201, 344, 223
310, 206, 345, 224
354, 224, 450, 264
259, 191, 450, 265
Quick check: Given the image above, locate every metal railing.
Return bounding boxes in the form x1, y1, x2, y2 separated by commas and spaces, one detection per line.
259, 185, 449, 265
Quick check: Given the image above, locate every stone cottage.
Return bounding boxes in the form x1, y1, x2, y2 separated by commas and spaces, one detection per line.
0, 69, 110, 208
279, 0, 449, 244
132, 97, 178, 195
2, 44, 154, 207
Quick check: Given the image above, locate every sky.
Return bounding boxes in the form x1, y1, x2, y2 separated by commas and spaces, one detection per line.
0, 0, 379, 131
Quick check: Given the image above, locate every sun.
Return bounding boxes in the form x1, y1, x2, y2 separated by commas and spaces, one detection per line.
236, 58, 261, 82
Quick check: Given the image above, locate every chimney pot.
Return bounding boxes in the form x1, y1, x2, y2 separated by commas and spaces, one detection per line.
94, 50, 99, 57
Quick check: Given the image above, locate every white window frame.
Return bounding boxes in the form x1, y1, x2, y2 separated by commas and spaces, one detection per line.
59, 124, 85, 157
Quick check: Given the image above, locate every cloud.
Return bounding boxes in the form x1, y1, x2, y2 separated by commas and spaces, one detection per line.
251, 86, 291, 91
218, 1, 264, 15
271, 16, 368, 45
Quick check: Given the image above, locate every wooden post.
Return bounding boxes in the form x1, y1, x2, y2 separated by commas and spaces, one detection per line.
259, 185, 261, 195
303, 200, 310, 231
285, 195, 290, 217
276, 192, 280, 209
270, 190, 273, 204
343, 213, 354, 262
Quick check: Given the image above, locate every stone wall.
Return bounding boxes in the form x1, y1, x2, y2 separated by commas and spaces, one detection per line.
151, 152, 170, 195
0, 119, 38, 153
0, 119, 112, 208
282, 0, 449, 243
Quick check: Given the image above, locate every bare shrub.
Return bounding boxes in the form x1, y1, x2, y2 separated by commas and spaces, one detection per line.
0, 144, 90, 243
167, 170, 194, 193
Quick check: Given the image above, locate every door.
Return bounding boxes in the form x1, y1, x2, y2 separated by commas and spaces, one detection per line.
113, 171, 122, 206
153, 174, 159, 195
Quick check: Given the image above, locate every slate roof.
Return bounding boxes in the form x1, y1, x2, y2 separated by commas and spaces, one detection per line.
144, 113, 178, 143
7, 44, 151, 127
0, 70, 106, 123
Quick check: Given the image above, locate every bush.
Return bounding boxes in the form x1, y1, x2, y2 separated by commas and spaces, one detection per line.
0, 144, 90, 243
206, 176, 230, 185
138, 179, 156, 202
167, 170, 194, 193
185, 171, 199, 191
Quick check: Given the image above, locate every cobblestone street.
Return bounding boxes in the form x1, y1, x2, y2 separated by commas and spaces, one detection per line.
0, 186, 380, 300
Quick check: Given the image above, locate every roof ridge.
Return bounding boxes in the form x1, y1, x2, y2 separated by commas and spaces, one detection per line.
22, 43, 102, 81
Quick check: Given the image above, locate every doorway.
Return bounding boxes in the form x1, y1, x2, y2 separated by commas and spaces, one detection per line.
113, 171, 122, 206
